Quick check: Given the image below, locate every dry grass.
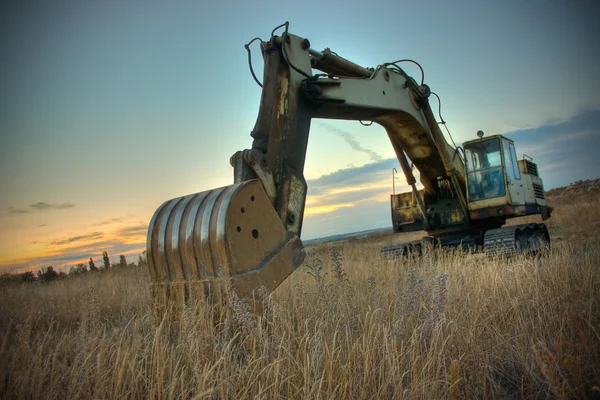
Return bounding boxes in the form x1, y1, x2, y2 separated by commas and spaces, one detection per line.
1, 188, 599, 399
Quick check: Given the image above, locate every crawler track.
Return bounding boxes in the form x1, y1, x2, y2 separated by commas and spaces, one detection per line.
483, 223, 550, 256
380, 223, 550, 259
380, 239, 430, 260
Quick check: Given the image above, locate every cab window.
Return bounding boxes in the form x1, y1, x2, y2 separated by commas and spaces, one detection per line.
502, 139, 517, 180
465, 139, 502, 171
465, 138, 506, 200
509, 141, 520, 179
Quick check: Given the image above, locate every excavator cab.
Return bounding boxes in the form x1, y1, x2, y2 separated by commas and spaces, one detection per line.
464, 132, 550, 220
464, 136, 507, 202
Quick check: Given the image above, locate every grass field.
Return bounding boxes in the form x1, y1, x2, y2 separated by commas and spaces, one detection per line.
1, 182, 599, 399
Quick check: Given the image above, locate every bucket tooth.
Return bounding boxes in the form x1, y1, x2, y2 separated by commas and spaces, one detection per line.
147, 179, 305, 312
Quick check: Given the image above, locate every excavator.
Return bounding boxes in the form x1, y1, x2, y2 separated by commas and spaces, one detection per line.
146, 22, 551, 310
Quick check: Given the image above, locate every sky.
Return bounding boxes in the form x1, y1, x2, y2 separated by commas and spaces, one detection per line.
0, 0, 599, 274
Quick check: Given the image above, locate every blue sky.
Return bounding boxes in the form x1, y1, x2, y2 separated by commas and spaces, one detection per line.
0, 0, 598, 272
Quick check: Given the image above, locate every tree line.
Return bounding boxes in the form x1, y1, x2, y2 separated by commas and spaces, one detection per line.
1, 251, 147, 284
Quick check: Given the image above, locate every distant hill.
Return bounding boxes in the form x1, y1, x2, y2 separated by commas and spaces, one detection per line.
546, 179, 600, 199
303, 227, 393, 247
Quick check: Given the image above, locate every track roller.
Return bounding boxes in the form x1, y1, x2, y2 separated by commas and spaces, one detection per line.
484, 223, 550, 257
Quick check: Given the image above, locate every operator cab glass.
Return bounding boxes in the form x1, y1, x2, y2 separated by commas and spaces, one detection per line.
465, 138, 506, 201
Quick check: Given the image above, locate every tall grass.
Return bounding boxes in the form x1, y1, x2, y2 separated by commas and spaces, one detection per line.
1, 194, 599, 398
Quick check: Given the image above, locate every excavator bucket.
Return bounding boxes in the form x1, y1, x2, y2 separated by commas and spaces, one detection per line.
147, 179, 305, 316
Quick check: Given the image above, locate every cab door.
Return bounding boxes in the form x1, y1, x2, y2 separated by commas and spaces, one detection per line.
502, 139, 525, 205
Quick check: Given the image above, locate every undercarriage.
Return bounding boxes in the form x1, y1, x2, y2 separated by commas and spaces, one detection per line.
381, 223, 550, 259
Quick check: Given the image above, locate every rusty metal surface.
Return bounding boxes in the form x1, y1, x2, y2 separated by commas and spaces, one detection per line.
390, 191, 426, 233
261, 33, 313, 236
147, 179, 305, 312
310, 48, 373, 78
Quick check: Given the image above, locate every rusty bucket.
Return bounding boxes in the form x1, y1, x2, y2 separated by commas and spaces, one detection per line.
147, 179, 305, 317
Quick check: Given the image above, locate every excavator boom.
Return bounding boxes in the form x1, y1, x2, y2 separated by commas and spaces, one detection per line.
147, 22, 525, 312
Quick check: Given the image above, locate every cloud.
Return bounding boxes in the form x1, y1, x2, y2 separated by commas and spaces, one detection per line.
44, 241, 146, 270
0, 219, 150, 274
504, 108, 600, 189
46, 253, 96, 263
318, 122, 383, 163
307, 158, 399, 195
308, 184, 397, 208
49, 232, 104, 246
0, 262, 33, 275
30, 202, 75, 210
0, 239, 147, 275
303, 155, 416, 221
3, 202, 76, 217
304, 203, 355, 217
300, 156, 408, 238
56, 203, 76, 209
115, 224, 147, 237
29, 202, 54, 210
8, 208, 31, 214
92, 216, 128, 226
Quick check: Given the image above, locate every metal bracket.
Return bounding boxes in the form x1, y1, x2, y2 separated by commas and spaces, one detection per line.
232, 149, 277, 205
